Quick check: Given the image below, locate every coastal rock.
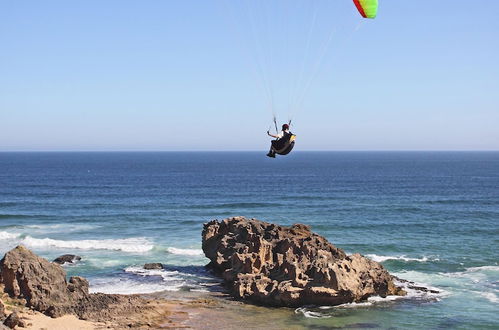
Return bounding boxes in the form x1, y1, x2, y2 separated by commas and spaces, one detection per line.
202, 217, 405, 307
144, 263, 163, 270
0, 245, 83, 316
0, 301, 5, 320
3, 312, 20, 329
53, 254, 81, 265
0, 246, 179, 327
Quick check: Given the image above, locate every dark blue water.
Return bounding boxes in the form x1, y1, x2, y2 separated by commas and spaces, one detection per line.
0, 152, 498, 328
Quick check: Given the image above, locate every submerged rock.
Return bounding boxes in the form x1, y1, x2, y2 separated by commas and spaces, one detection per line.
53, 254, 81, 265
144, 263, 163, 270
202, 217, 405, 307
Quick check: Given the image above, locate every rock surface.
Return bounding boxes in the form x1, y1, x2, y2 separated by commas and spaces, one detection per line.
0, 301, 5, 320
144, 263, 164, 270
53, 254, 81, 265
202, 217, 405, 307
3, 312, 20, 329
0, 245, 172, 326
0, 245, 86, 317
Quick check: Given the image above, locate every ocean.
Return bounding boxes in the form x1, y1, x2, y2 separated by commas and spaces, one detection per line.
0, 151, 498, 329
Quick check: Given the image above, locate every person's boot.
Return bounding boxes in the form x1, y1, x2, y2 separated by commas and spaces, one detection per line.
266, 151, 276, 158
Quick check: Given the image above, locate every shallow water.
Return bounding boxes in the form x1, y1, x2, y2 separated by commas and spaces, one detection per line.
0, 152, 498, 328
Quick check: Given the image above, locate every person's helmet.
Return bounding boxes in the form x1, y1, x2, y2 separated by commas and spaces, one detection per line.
282, 124, 289, 130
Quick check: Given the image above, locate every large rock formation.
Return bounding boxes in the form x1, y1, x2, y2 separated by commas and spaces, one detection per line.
0, 245, 170, 326
202, 217, 405, 307
0, 245, 87, 317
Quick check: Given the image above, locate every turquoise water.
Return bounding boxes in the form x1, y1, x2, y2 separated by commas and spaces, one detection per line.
0, 152, 498, 328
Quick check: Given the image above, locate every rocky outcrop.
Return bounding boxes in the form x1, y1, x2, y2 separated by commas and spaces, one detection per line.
0, 245, 171, 326
144, 263, 163, 270
53, 254, 81, 265
202, 217, 405, 307
0, 301, 5, 320
0, 245, 87, 317
3, 312, 21, 329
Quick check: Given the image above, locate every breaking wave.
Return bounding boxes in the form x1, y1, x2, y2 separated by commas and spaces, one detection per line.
366, 254, 439, 263
167, 247, 204, 256
22, 236, 154, 253
0, 231, 153, 253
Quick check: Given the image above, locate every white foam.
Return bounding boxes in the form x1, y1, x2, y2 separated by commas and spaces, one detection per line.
89, 278, 179, 294
167, 247, 203, 256
366, 254, 438, 263
479, 292, 499, 304
24, 224, 98, 232
368, 295, 404, 302
333, 301, 373, 308
124, 266, 180, 281
465, 266, 499, 273
21, 236, 154, 253
0, 231, 21, 240
295, 307, 331, 319
90, 266, 195, 294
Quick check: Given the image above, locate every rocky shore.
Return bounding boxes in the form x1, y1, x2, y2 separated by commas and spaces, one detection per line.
203, 216, 406, 307
0, 245, 190, 329
0, 217, 434, 329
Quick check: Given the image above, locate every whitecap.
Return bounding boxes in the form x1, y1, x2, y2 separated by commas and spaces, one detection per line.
167, 247, 203, 256
124, 266, 181, 281
465, 266, 499, 273
24, 224, 99, 232
295, 307, 331, 319
0, 231, 21, 240
21, 236, 154, 253
89, 278, 181, 294
478, 291, 499, 304
333, 301, 373, 308
366, 254, 438, 263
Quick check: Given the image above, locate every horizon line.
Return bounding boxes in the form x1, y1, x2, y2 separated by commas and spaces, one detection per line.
1, 150, 498, 153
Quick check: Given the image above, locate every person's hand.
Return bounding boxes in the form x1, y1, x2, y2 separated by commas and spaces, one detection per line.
267, 130, 270, 135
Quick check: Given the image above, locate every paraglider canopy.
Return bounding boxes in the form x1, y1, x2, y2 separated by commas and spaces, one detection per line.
353, 0, 378, 19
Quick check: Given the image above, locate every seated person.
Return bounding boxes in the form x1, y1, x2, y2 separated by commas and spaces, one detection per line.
267, 124, 292, 158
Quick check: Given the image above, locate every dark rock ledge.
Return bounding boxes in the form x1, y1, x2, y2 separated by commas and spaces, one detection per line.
202, 216, 406, 307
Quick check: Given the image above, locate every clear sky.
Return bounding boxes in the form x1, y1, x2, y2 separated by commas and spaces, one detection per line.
1, 0, 498, 151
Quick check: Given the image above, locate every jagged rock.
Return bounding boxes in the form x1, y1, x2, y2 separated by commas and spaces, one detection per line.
0, 301, 5, 320
144, 263, 163, 270
0, 245, 86, 317
0, 245, 172, 325
53, 254, 81, 265
202, 217, 405, 307
3, 312, 20, 329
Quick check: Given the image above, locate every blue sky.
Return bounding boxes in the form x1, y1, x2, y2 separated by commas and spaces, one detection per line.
1, 0, 498, 151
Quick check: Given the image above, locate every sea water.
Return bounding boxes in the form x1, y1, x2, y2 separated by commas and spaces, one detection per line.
0, 152, 497, 329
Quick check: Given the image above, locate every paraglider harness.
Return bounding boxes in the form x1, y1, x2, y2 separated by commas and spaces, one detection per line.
271, 131, 296, 155
270, 119, 296, 155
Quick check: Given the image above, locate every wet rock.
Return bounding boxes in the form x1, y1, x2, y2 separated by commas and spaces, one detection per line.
394, 277, 439, 294
202, 217, 405, 307
3, 312, 20, 329
407, 285, 440, 294
53, 254, 81, 265
144, 263, 163, 270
